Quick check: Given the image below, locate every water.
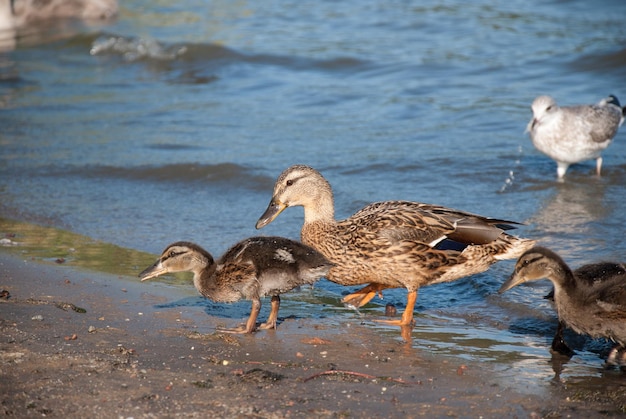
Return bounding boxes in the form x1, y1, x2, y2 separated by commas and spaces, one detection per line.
1, 0, 626, 389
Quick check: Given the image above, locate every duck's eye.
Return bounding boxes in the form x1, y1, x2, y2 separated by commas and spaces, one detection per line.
546, 105, 552, 111
169, 251, 177, 258
286, 179, 294, 187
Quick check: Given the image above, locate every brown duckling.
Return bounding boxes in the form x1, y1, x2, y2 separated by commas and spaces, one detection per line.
499, 246, 626, 366
256, 165, 535, 327
139, 237, 333, 334
546, 261, 626, 357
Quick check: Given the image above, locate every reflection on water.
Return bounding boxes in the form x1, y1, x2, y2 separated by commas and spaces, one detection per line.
0, 216, 156, 278
528, 178, 610, 257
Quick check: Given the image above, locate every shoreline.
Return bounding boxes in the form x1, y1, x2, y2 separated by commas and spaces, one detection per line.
1, 250, 625, 417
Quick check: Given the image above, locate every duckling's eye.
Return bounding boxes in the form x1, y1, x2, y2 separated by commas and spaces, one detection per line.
286, 179, 294, 187
168, 251, 177, 258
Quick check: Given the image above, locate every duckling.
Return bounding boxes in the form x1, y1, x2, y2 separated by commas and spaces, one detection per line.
139, 237, 333, 334
499, 246, 626, 366
256, 165, 535, 327
546, 261, 626, 357
526, 94, 624, 179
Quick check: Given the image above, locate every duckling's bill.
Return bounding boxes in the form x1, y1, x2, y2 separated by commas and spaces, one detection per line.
139, 261, 167, 281
256, 199, 287, 229
498, 272, 528, 294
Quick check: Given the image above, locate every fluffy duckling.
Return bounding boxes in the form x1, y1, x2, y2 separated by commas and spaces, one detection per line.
256, 165, 535, 327
526, 94, 624, 179
546, 261, 626, 357
499, 246, 626, 366
139, 237, 333, 334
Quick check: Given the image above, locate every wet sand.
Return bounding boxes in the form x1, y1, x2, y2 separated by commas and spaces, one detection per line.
1, 251, 625, 418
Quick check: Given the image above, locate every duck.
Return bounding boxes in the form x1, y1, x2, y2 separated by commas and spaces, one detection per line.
545, 261, 626, 357
499, 246, 626, 366
526, 94, 624, 179
255, 165, 535, 327
1, 0, 117, 32
139, 237, 333, 334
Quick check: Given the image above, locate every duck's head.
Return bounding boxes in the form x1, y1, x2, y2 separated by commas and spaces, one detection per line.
139, 241, 213, 281
498, 246, 564, 293
256, 165, 334, 229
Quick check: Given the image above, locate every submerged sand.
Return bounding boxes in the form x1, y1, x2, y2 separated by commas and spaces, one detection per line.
1, 251, 625, 418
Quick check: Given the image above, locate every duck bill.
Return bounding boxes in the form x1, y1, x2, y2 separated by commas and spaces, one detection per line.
498, 272, 525, 294
138, 261, 166, 281
255, 198, 287, 229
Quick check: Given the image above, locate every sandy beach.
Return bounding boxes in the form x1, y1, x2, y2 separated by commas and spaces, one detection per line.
1, 250, 624, 418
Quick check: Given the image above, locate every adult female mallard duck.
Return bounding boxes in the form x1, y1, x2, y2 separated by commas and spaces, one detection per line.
139, 237, 333, 334
255, 165, 535, 327
499, 246, 626, 366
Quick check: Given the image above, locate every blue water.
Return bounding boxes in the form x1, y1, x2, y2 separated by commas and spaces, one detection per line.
1, 0, 626, 387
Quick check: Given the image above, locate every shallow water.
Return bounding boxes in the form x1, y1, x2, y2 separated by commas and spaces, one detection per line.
1, 0, 626, 390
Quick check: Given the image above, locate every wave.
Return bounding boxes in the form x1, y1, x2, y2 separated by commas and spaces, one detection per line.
568, 46, 626, 76
89, 33, 371, 73
53, 162, 275, 191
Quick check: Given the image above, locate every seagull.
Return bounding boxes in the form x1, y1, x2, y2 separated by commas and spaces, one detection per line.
526, 94, 624, 179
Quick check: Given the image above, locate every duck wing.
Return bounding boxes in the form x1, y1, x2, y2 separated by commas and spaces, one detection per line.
595, 280, 626, 310
347, 201, 457, 246
348, 201, 522, 247
581, 265, 626, 317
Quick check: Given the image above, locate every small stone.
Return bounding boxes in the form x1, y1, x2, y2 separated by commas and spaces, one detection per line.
31, 315, 43, 321
456, 365, 468, 375
88, 326, 96, 333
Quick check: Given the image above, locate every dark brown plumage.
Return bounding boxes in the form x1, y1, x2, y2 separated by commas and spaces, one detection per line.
500, 246, 626, 366
546, 261, 626, 357
139, 237, 332, 334
256, 165, 535, 327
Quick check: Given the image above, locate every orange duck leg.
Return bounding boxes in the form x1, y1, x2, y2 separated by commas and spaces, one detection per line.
341, 283, 390, 308
374, 290, 417, 327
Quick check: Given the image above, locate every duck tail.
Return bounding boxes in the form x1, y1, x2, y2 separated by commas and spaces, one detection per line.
492, 234, 536, 261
